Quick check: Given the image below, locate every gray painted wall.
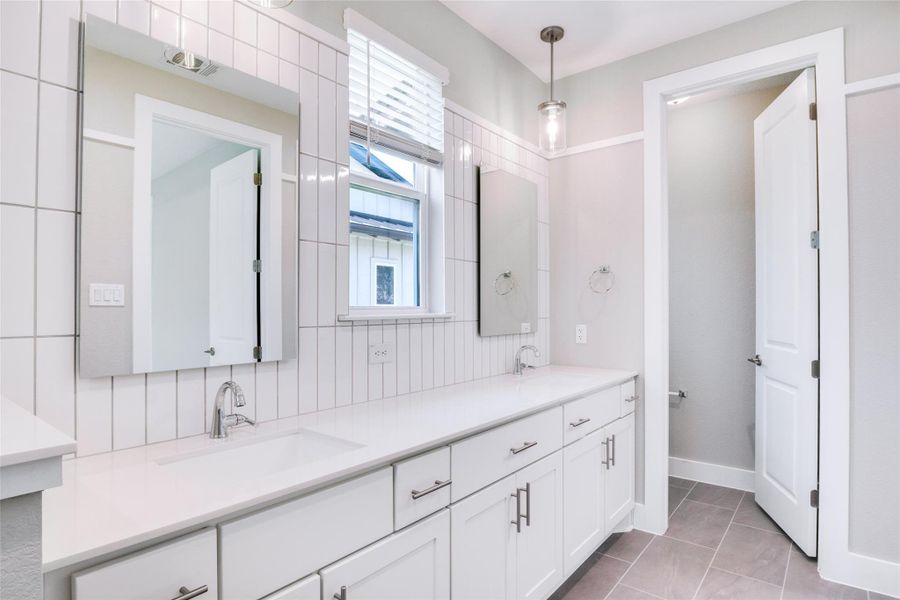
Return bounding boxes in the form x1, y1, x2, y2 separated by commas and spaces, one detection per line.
667, 85, 786, 472
549, 1, 900, 561
554, 1, 900, 146
0, 492, 43, 600
287, 1, 546, 143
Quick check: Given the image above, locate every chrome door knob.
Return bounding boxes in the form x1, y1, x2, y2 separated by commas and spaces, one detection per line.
747, 354, 762, 366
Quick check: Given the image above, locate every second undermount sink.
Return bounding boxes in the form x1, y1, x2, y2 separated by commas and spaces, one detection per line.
157, 429, 364, 482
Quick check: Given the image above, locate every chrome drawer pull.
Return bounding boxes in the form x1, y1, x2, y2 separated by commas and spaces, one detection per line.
171, 585, 208, 600
510, 441, 537, 455
411, 479, 451, 500
569, 417, 591, 428
625, 395, 639, 403
523, 481, 531, 527
334, 585, 347, 600
611, 433, 617, 467
601, 437, 611, 469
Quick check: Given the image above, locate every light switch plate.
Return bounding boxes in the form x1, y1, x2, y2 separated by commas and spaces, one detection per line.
89, 283, 126, 307
575, 324, 587, 344
368, 342, 394, 364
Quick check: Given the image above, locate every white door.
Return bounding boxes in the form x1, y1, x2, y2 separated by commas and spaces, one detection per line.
208, 149, 258, 366
604, 414, 635, 533
753, 67, 819, 557
563, 430, 607, 577
515, 453, 564, 600
321, 510, 449, 600
450, 475, 516, 600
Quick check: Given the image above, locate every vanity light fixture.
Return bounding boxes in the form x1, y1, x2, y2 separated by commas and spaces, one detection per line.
164, 47, 204, 72
667, 96, 691, 106
538, 25, 567, 154
247, 0, 294, 8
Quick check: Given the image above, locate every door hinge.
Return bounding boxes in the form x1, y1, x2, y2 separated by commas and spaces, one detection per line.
810, 230, 819, 249
810, 488, 819, 508
809, 102, 817, 121
252, 259, 261, 273
252, 346, 262, 360
253, 172, 262, 186
811, 359, 820, 378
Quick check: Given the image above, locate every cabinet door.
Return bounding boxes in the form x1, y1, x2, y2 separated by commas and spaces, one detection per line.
451, 475, 517, 600
263, 574, 320, 600
321, 510, 449, 600
515, 452, 564, 600
563, 430, 606, 576
604, 414, 635, 532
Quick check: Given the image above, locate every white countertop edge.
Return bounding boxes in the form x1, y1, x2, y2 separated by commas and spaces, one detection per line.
1, 399, 77, 468
42, 366, 637, 572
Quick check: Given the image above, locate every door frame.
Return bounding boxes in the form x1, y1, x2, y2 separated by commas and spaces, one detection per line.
639, 28, 853, 585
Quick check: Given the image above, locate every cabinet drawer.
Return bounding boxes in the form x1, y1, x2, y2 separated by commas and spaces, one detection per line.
563, 387, 620, 445
72, 529, 217, 600
395, 446, 451, 529
620, 379, 637, 416
262, 574, 320, 600
219, 468, 393, 600
451, 407, 562, 501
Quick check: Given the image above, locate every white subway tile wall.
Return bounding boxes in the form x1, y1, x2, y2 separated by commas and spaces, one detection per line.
0, 0, 550, 458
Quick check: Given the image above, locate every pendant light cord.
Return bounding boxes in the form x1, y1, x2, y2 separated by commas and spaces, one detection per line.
549, 40, 555, 101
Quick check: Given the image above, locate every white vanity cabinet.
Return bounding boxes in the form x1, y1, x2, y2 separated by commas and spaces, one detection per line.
263, 574, 321, 600
603, 413, 636, 532
562, 429, 608, 576
71, 529, 217, 600
321, 510, 450, 600
450, 452, 564, 600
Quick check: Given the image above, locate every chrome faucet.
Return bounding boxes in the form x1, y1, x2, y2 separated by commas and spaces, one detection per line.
514, 345, 541, 375
210, 381, 256, 439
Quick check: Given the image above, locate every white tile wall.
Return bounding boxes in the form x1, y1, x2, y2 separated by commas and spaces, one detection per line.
0, 0, 550, 458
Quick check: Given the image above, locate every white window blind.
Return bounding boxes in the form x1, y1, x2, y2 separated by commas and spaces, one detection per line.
348, 28, 444, 166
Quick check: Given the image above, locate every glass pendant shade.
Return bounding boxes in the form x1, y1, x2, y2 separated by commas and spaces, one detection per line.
539, 99, 567, 153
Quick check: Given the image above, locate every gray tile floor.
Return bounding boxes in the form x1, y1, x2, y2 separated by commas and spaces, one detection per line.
551, 478, 897, 600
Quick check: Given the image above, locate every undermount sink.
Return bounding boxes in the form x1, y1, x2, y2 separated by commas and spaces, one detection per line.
157, 429, 364, 481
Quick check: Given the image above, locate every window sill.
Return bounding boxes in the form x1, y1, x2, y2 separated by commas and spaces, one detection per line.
337, 312, 455, 322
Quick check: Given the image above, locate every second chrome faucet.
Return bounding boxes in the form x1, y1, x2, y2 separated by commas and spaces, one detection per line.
210, 381, 256, 439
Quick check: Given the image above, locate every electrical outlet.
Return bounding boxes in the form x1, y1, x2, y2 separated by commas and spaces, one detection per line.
575, 324, 588, 344
368, 342, 394, 364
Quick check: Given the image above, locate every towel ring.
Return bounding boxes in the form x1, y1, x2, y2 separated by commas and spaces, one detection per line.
588, 266, 615, 295
494, 270, 516, 296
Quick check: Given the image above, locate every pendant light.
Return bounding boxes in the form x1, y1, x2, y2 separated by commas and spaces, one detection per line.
538, 26, 567, 154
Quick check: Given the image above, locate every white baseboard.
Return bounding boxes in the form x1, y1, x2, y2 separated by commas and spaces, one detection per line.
669, 456, 755, 492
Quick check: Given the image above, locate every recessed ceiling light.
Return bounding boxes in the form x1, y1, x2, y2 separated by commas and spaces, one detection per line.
667, 96, 691, 106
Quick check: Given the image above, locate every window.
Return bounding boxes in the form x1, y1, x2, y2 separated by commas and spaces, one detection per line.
345, 10, 448, 316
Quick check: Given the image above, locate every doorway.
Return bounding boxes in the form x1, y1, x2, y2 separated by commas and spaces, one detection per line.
638, 28, 851, 584
666, 69, 820, 556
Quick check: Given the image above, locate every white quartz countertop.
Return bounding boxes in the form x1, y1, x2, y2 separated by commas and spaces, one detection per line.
42, 365, 636, 571
1, 398, 76, 467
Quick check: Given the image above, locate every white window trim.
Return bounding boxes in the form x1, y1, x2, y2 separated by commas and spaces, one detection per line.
345, 165, 439, 319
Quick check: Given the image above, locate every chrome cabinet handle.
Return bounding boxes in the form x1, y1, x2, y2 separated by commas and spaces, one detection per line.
611, 433, 617, 467
411, 479, 451, 500
625, 395, 639, 403
511, 487, 523, 533
523, 481, 531, 527
569, 417, 591, 428
601, 437, 611, 469
334, 585, 347, 600
171, 585, 208, 600
510, 441, 537, 455
747, 354, 762, 366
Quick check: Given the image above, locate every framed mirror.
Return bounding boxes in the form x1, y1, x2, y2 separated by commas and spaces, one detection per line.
79, 16, 297, 377
478, 168, 538, 336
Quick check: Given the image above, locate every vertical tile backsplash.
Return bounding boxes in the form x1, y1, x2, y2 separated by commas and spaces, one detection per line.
0, 0, 550, 458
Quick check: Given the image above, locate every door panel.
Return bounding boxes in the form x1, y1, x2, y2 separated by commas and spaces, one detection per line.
753, 67, 819, 556
451, 476, 516, 600
563, 430, 606, 576
321, 510, 449, 600
515, 453, 564, 600
209, 148, 258, 366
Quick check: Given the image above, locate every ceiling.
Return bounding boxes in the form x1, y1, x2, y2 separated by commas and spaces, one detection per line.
441, 1, 794, 82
